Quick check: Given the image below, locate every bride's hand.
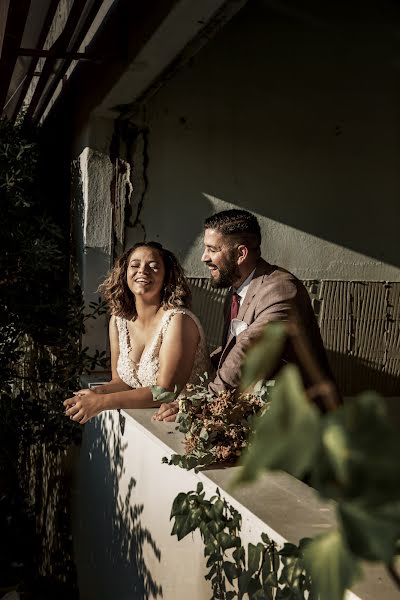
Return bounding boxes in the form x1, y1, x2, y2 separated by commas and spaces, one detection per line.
74, 386, 103, 395
64, 389, 104, 425
152, 400, 179, 422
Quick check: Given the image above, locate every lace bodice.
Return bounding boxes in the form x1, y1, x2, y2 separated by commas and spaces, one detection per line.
116, 309, 211, 395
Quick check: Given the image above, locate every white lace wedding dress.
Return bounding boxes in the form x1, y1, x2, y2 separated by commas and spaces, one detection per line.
115, 308, 211, 397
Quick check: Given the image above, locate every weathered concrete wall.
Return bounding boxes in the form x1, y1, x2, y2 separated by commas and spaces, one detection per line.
69, 1, 400, 391
70, 118, 116, 357
125, 0, 400, 282
72, 408, 398, 600
70, 116, 141, 357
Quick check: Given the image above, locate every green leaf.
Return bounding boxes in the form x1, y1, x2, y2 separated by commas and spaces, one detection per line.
150, 385, 177, 403
170, 492, 188, 517
247, 578, 263, 597
261, 532, 271, 545
234, 365, 320, 485
265, 571, 278, 587
279, 543, 300, 558
217, 531, 240, 551
339, 500, 400, 562
276, 589, 296, 600
206, 553, 218, 568
238, 570, 253, 596
223, 561, 238, 584
240, 321, 286, 391
247, 542, 264, 574
233, 546, 246, 565
212, 497, 224, 520
312, 392, 400, 505
200, 427, 209, 440
303, 530, 360, 600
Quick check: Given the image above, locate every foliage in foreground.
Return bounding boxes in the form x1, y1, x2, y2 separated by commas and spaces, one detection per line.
166, 322, 400, 600
235, 323, 400, 600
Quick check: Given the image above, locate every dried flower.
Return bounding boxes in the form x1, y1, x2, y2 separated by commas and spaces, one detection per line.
174, 375, 270, 469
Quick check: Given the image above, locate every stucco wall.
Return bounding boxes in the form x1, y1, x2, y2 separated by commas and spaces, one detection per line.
125, 0, 400, 282
69, 1, 400, 393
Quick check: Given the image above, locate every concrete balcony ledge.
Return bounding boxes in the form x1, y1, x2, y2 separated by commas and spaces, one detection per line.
72, 407, 398, 600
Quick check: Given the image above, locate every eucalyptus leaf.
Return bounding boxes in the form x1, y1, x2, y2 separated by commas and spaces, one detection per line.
240, 321, 286, 391
339, 500, 400, 562
312, 392, 400, 505
234, 365, 320, 485
150, 385, 177, 403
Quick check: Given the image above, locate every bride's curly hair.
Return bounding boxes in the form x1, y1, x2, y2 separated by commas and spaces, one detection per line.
98, 241, 192, 319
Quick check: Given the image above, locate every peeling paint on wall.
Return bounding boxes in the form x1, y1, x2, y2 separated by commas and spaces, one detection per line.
124, 127, 150, 246
79, 148, 113, 254
112, 158, 133, 252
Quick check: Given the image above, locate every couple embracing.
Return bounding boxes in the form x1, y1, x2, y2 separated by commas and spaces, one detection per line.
64, 209, 334, 424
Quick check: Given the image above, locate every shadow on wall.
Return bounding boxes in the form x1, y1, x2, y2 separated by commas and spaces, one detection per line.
327, 350, 400, 398
188, 279, 400, 398
136, 0, 400, 270
219, 0, 400, 269
72, 413, 162, 600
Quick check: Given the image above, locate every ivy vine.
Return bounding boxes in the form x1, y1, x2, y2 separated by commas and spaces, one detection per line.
171, 482, 314, 600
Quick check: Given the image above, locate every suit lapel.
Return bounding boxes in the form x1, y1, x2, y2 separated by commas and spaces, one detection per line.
218, 259, 272, 367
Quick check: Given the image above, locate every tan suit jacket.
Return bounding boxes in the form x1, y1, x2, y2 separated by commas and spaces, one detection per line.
209, 258, 335, 396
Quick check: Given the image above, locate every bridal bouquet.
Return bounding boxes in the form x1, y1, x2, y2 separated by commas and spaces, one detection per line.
162, 375, 270, 471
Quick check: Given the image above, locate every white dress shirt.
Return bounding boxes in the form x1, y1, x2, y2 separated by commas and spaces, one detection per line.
229, 269, 256, 337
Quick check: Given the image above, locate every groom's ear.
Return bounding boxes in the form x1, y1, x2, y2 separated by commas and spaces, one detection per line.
237, 244, 249, 264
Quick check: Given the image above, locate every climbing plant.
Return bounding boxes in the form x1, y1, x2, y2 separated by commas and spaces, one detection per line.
0, 116, 107, 598
171, 482, 314, 600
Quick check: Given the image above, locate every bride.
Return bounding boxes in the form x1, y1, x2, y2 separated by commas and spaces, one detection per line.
64, 242, 210, 424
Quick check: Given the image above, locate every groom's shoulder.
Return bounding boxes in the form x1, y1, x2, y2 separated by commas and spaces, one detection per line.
256, 258, 300, 285
253, 258, 308, 305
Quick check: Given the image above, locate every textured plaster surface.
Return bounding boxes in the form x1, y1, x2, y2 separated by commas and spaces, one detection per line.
124, 0, 400, 282
80, 147, 113, 254
75, 147, 114, 356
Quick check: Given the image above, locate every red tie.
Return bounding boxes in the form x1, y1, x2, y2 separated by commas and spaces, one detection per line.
230, 292, 240, 321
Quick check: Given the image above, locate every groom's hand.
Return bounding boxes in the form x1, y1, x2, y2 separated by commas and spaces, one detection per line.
152, 400, 179, 422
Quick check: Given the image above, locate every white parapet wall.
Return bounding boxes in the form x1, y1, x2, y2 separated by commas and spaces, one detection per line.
72, 408, 398, 600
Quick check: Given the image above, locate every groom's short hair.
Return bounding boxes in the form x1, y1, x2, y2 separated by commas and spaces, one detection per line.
204, 209, 261, 252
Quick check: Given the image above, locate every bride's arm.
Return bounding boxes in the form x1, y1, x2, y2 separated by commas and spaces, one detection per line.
64, 313, 199, 424
92, 316, 132, 393
73, 316, 132, 395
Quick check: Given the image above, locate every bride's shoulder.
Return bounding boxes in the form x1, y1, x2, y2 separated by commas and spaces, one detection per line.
163, 308, 205, 339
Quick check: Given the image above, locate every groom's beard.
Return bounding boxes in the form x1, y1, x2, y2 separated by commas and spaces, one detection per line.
208, 255, 240, 289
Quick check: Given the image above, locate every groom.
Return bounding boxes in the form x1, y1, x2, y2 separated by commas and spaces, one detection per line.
156, 209, 336, 420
